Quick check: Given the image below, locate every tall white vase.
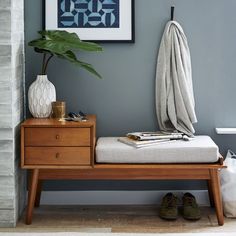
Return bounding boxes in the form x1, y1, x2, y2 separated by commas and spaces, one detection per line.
28, 75, 56, 118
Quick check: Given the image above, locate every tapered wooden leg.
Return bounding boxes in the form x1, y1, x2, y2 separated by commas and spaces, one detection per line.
209, 169, 224, 226
35, 180, 42, 208
26, 169, 39, 225
207, 180, 215, 207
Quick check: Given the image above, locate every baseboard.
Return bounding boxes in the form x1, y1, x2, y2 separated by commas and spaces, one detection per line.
40, 190, 210, 206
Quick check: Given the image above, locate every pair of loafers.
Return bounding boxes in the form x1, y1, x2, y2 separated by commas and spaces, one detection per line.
159, 192, 201, 220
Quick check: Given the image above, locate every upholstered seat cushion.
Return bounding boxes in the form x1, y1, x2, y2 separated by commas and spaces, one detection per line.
96, 136, 219, 163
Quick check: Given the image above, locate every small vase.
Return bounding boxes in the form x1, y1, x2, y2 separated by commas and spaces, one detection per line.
28, 75, 56, 118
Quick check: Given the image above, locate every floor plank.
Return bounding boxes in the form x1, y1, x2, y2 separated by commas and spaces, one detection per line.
0, 206, 236, 233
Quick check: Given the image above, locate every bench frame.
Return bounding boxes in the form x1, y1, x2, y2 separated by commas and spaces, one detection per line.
26, 158, 225, 226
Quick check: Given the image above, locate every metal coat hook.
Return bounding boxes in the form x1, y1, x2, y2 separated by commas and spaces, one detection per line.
171, 6, 175, 21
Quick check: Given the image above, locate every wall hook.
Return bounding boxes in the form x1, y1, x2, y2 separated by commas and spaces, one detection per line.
171, 6, 175, 21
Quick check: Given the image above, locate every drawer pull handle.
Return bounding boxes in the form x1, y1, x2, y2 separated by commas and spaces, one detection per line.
55, 153, 60, 159
56, 135, 60, 140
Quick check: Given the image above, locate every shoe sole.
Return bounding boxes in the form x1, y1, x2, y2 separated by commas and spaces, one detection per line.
183, 216, 201, 221
159, 215, 178, 220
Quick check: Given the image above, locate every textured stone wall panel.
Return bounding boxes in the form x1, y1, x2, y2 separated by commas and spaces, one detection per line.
0, 140, 13, 152
0, 196, 14, 209
0, 0, 25, 227
0, 0, 11, 9
0, 210, 15, 226
0, 152, 14, 176
0, 129, 12, 140
0, 67, 11, 82
0, 116, 12, 129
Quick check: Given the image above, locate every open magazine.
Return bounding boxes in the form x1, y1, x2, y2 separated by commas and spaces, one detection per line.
127, 131, 183, 141
118, 137, 176, 148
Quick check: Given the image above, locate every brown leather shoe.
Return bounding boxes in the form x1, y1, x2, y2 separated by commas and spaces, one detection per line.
182, 192, 201, 220
159, 192, 178, 220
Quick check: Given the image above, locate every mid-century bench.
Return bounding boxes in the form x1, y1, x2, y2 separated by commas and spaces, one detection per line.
21, 115, 225, 225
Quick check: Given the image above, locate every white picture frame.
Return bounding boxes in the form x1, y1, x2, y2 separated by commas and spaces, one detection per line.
44, 0, 135, 43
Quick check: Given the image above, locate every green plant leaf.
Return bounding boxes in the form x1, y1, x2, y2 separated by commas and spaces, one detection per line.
34, 47, 50, 54
38, 30, 103, 52
39, 30, 80, 41
59, 50, 102, 79
29, 38, 69, 54
75, 60, 102, 79
28, 30, 103, 78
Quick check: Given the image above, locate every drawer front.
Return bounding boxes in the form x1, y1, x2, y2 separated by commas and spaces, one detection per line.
25, 128, 90, 146
25, 147, 91, 165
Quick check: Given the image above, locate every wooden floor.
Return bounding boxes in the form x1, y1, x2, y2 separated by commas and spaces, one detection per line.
1, 206, 236, 233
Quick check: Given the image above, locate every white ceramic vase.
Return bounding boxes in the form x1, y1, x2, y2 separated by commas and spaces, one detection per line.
28, 75, 56, 118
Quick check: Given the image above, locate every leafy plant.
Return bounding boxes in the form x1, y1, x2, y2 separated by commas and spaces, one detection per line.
28, 30, 103, 79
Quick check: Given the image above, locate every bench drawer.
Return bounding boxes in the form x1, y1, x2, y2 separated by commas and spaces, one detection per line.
25, 147, 91, 165
25, 128, 90, 146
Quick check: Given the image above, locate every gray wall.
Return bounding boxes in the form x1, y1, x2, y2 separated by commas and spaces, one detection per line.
25, 0, 236, 191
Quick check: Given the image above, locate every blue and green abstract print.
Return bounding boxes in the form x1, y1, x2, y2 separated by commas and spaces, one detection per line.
58, 0, 120, 28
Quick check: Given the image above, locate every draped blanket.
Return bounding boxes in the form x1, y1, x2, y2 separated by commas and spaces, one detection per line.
155, 21, 197, 136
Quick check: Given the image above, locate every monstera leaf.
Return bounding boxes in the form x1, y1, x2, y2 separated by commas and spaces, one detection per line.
28, 30, 103, 78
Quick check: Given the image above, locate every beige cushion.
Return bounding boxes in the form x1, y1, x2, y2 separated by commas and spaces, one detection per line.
96, 136, 219, 164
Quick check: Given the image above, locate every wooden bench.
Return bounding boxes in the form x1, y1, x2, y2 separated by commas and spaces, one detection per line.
28, 160, 225, 226
21, 116, 226, 226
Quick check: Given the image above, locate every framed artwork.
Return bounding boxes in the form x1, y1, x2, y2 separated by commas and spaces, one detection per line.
43, 0, 135, 43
